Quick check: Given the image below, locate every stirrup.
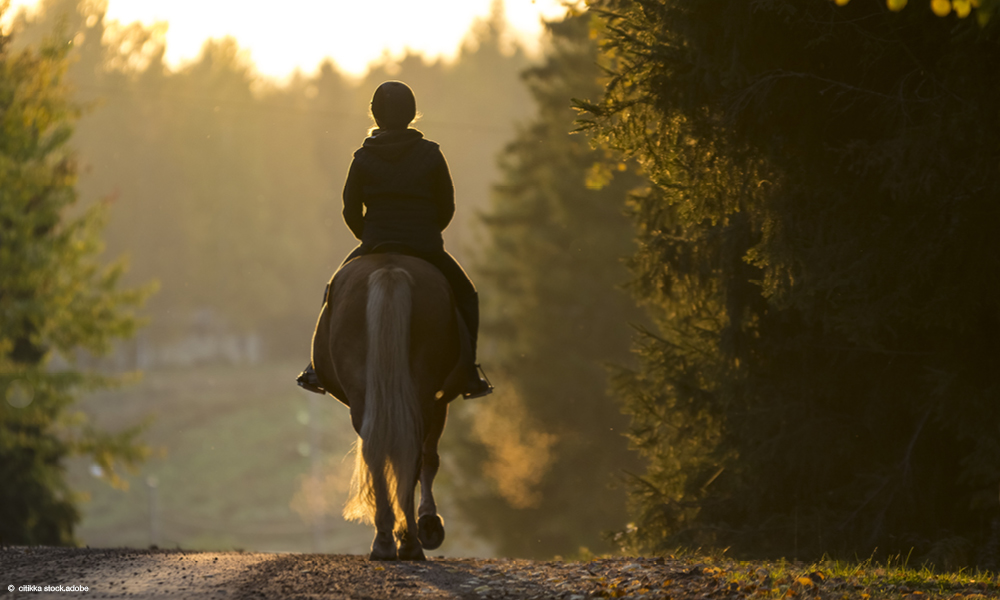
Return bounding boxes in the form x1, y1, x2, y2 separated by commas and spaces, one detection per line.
462, 364, 494, 400
296, 365, 327, 395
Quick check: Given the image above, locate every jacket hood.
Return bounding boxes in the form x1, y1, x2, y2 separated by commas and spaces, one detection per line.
362, 128, 424, 162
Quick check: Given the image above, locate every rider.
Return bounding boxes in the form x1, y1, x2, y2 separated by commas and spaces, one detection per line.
297, 80, 493, 400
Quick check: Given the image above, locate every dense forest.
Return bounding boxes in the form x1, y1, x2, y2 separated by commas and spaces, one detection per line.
582, 0, 1000, 568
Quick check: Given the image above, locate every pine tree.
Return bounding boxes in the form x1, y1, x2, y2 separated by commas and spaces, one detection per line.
449, 11, 644, 558
581, 0, 1000, 565
0, 17, 149, 545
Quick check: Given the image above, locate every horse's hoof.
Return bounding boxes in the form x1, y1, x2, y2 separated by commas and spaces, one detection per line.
369, 549, 398, 561
395, 529, 426, 561
370, 536, 397, 561
418, 514, 445, 550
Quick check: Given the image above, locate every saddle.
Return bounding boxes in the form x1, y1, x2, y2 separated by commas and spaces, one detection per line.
334, 242, 429, 290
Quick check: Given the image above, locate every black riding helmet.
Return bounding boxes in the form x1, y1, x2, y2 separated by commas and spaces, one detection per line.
371, 81, 416, 130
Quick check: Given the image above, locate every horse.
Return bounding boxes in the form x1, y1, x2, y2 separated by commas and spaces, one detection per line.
310, 252, 472, 561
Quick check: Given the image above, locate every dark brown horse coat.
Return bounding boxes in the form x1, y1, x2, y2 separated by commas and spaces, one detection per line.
312, 253, 469, 416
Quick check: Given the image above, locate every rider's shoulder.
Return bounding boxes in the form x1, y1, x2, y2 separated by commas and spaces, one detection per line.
414, 138, 441, 154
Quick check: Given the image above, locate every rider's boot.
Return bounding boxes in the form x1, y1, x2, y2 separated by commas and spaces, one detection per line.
296, 284, 331, 395
463, 363, 493, 400
296, 363, 326, 394
456, 292, 493, 399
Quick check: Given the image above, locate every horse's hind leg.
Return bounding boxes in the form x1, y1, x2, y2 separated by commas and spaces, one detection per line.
396, 454, 426, 561
418, 403, 447, 550
370, 468, 397, 561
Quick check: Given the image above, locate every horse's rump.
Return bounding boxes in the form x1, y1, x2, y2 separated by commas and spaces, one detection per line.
311, 254, 469, 411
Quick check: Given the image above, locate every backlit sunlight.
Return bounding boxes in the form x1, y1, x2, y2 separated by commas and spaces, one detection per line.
3, 0, 572, 78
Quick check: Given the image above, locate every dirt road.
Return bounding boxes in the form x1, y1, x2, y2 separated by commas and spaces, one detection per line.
4, 546, 996, 599
3, 547, 681, 600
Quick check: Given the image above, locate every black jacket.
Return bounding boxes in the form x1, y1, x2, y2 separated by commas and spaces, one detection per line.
342, 128, 455, 254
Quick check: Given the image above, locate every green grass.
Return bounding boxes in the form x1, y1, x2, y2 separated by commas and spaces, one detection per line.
565, 546, 997, 598
655, 551, 997, 599
717, 556, 997, 599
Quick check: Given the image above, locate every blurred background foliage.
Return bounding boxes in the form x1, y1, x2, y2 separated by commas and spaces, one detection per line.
448, 12, 646, 558
11, 0, 533, 360
0, 0, 539, 550
3, 0, 643, 557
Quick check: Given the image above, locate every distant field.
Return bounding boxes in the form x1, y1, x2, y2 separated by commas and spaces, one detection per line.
65, 361, 492, 557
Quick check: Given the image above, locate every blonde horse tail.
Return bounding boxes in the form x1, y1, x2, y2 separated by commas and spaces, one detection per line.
343, 266, 422, 526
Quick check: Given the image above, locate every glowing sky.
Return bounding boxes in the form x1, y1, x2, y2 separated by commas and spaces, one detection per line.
5, 0, 573, 78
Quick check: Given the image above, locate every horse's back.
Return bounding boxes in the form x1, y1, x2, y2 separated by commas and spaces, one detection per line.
313, 254, 464, 411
